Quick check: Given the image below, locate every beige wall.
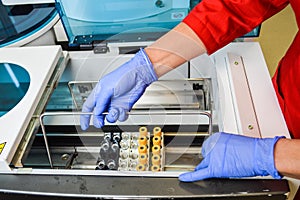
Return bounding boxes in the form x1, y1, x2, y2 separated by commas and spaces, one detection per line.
257, 5, 297, 76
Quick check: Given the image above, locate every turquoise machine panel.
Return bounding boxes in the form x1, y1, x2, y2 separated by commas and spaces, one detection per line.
55, 0, 260, 48
0, 2, 57, 47
56, 0, 191, 47
0, 63, 30, 117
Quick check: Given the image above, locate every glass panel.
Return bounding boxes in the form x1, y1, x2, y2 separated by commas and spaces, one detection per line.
244, 25, 261, 37
67, 80, 210, 111
56, 0, 260, 46
0, 2, 56, 47
55, 0, 192, 45
0, 63, 30, 117
2, 0, 54, 5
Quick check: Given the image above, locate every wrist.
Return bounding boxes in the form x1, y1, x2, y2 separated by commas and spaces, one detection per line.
256, 136, 285, 179
274, 138, 292, 177
137, 49, 158, 83
144, 47, 181, 78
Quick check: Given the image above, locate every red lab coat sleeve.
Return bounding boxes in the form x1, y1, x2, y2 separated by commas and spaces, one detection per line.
183, 0, 289, 54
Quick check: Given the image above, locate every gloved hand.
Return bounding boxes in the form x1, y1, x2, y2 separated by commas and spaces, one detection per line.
80, 49, 157, 130
179, 132, 284, 182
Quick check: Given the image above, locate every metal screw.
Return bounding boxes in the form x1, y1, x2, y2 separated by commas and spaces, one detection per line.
61, 154, 69, 160
234, 61, 239, 65
155, 0, 165, 8
248, 125, 254, 130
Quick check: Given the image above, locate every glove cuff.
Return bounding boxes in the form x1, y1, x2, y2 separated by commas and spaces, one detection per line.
138, 48, 158, 84
256, 136, 285, 179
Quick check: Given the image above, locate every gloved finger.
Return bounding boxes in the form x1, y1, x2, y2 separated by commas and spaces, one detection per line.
118, 108, 128, 122
92, 85, 113, 128
93, 84, 113, 116
80, 115, 91, 130
106, 108, 119, 123
194, 157, 209, 171
93, 114, 105, 128
80, 91, 96, 130
178, 168, 211, 182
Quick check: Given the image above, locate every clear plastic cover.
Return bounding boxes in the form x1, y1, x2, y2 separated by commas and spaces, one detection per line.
55, 0, 260, 46
0, 2, 57, 47
55, 0, 193, 45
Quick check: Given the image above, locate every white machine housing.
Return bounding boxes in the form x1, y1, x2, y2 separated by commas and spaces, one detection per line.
0, 0, 296, 199
0, 0, 290, 172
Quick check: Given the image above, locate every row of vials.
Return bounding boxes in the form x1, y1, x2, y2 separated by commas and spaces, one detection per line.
117, 127, 164, 171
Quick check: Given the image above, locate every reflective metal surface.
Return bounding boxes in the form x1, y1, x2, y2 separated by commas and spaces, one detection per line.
0, 174, 289, 199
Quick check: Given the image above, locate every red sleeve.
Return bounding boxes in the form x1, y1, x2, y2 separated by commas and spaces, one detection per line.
183, 0, 289, 54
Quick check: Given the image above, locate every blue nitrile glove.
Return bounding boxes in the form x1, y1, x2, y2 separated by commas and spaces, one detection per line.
80, 49, 157, 130
179, 132, 284, 182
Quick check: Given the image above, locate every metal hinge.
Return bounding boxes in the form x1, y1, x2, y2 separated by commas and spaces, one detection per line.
93, 41, 109, 54
76, 38, 109, 53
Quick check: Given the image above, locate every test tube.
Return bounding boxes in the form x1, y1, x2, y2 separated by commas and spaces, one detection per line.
129, 150, 138, 159
104, 132, 111, 141
152, 136, 161, 146
152, 145, 161, 155
121, 132, 130, 141
100, 140, 110, 152
138, 153, 148, 165
119, 160, 128, 169
111, 143, 119, 152
139, 127, 148, 136
120, 140, 129, 150
138, 135, 147, 146
107, 159, 117, 170
130, 140, 138, 149
96, 159, 106, 170
113, 132, 121, 142
138, 145, 147, 154
136, 164, 146, 171
151, 164, 160, 172
120, 149, 129, 159
132, 132, 139, 140
151, 154, 161, 165
153, 127, 161, 137
130, 160, 137, 167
